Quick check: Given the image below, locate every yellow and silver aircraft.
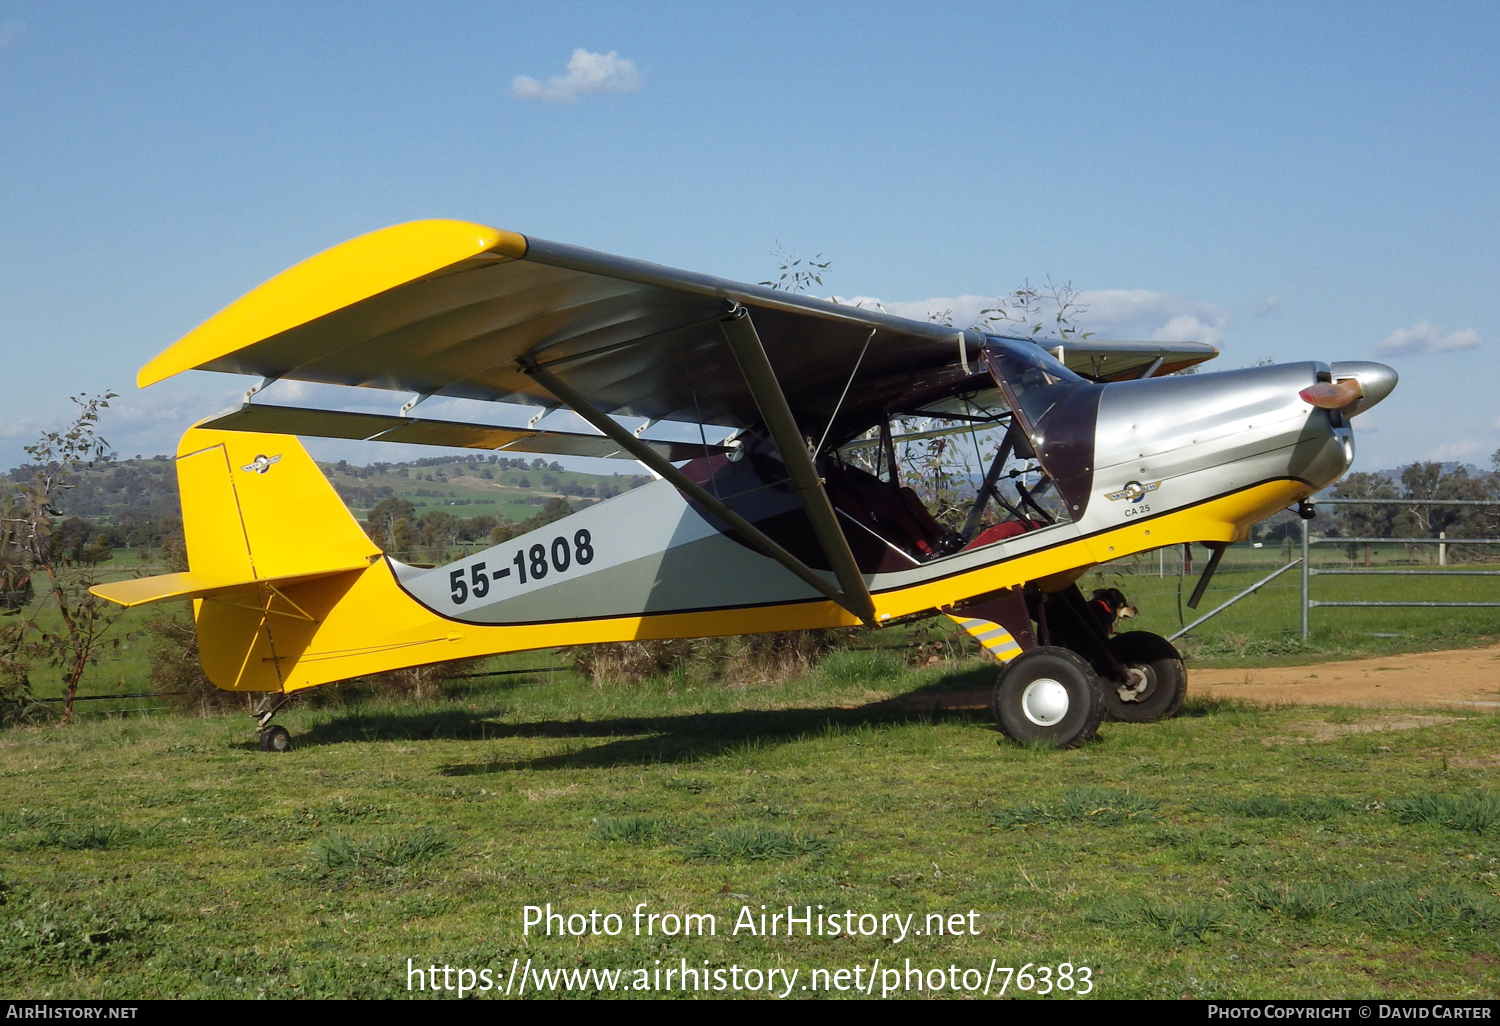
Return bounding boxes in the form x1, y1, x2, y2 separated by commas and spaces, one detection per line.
93, 220, 1396, 750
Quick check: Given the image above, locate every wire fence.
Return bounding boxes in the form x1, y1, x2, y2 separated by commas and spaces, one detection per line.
1079, 498, 1500, 658
1080, 542, 1308, 658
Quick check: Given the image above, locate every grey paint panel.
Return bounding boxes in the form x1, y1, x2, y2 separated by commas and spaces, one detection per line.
395, 478, 825, 623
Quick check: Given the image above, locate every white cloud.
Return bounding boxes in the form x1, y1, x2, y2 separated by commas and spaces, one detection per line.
0, 385, 242, 466
1075, 290, 1232, 345
1255, 295, 1281, 317
1422, 439, 1484, 462
830, 288, 1232, 346
512, 49, 640, 104
832, 294, 990, 328
1492, 415, 1500, 431
1376, 321, 1480, 356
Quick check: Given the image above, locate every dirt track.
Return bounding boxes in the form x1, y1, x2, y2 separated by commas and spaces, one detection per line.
1188, 644, 1500, 708
884, 644, 1500, 712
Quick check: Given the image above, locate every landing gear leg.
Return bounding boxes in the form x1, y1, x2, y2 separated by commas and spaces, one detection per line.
252, 693, 295, 752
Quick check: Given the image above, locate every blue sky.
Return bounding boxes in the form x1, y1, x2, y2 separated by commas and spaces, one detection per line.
0, 1, 1495, 473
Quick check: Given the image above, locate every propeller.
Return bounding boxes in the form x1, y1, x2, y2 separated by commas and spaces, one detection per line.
1299, 378, 1364, 409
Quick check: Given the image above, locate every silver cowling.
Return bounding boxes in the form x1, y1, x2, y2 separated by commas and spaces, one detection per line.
1082, 362, 1358, 527
1328, 361, 1398, 418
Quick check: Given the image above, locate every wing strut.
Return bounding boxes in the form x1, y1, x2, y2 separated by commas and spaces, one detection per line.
718, 304, 876, 624
521, 360, 875, 624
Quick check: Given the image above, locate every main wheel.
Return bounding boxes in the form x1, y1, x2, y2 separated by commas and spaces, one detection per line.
258, 724, 293, 752
992, 646, 1103, 747
1100, 631, 1187, 723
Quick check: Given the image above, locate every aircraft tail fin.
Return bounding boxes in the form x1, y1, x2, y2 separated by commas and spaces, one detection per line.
92, 424, 382, 690
173, 424, 380, 584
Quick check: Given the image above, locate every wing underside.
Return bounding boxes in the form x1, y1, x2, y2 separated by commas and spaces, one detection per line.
142, 219, 1217, 443
144, 220, 982, 433
196, 402, 726, 460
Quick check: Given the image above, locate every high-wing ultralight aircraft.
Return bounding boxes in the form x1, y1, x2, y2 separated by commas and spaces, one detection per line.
92, 220, 1396, 750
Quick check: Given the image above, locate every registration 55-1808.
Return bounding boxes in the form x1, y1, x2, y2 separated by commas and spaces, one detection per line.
449, 529, 595, 605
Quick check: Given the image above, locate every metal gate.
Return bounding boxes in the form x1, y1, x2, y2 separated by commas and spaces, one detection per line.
1299, 498, 1500, 640
1164, 497, 1500, 643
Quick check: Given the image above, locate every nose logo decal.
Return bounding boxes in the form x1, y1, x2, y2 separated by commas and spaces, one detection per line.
240, 453, 282, 475
1106, 480, 1160, 503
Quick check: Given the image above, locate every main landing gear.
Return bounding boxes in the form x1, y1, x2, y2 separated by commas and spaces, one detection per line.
253, 693, 296, 752
992, 647, 1104, 747
973, 583, 1189, 746
1099, 631, 1188, 723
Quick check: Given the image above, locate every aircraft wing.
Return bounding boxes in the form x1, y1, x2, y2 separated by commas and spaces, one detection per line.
141, 219, 981, 434
195, 402, 726, 460
1042, 338, 1218, 381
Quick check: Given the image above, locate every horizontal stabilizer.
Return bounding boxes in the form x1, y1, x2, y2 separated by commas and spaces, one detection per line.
1046, 339, 1218, 381
91, 565, 370, 609
199, 403, 728, 460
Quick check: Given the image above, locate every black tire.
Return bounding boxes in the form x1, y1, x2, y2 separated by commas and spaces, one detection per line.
992, 646, 1104, 747
258, 724, 293, 753
1100, 631, 1187, 723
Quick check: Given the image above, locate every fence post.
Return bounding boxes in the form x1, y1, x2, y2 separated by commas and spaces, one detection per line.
1439, 531, 1446, 566
1300, 515, 1311, 641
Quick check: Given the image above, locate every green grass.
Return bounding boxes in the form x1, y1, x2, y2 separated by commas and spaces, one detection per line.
310, 828, 452, 870
1243, 878, 1500, 931
1214, 794, 1354, 822
1389, 792, 1500, 834
4, 657, 1500, 999
991, 787, 1161, 827
681, 825, 831, 862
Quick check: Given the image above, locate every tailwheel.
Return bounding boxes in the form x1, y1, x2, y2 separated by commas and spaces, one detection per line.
991, 646, 1103, 747
1100, 631, 1187, 723
258, 724, 293, 753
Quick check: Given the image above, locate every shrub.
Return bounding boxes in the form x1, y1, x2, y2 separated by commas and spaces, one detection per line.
568, 629, 860, 687
145, 609, 246, 715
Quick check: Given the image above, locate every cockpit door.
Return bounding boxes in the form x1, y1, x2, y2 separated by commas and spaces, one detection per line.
983, 337, 1104, 521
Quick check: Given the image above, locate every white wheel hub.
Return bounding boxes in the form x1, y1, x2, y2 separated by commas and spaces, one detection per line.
1021, 678, 1070, 726
1116, 667, 1152, 703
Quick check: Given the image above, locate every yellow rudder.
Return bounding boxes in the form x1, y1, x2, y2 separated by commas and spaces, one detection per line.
92, 424, 382, 692
178, 426, 380, 692
175, 426, 378, 581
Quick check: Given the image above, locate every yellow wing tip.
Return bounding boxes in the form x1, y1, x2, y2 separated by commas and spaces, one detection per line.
137, 219, 528, 388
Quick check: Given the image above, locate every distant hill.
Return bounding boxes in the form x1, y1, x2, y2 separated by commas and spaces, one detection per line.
318, 452, 649, 524
6, 451, 647, 554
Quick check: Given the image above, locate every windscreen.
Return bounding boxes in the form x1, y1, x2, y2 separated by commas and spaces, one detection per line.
982, 336, 1086, 431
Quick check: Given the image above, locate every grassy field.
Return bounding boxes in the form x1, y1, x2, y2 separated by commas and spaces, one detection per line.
4, 656, 1500, 1000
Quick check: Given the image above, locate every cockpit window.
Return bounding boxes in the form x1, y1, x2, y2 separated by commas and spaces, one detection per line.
983, 336, 1085, 431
